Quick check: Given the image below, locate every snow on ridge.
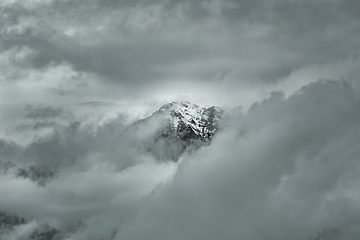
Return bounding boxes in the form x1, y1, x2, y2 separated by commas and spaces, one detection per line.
154, 101, 224, 141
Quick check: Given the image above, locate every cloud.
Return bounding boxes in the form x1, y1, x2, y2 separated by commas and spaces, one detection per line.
1, 0, 359, 120
1, 0, 359, 118
113, 80, 360, 240
1, 0, 359, 88
24, 104, 65, 119
1, 0, 360, 239
1, 79, 360, 240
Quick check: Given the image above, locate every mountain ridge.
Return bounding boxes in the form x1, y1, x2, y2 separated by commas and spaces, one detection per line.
127, 101, 224, 161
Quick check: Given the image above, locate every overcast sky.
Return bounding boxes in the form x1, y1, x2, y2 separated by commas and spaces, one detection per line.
1, 0, 360, 109
1, 1, 360, 240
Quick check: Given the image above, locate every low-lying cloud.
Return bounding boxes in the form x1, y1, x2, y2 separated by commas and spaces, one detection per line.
1, 79, 360, 240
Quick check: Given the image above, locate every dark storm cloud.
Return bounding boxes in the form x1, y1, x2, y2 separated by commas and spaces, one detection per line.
1, 0, 359, 86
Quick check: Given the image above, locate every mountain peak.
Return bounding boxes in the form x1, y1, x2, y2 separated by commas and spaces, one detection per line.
158, 101, 199, 112
154, 101, 224, 141
128, 101, 224, 161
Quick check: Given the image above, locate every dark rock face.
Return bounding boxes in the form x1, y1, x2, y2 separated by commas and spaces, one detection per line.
29, 224, 62, 240
17, 165, 54, 186
0, 211, 63, 240
128, 102, 224, 161
0, 212, 25, 228
155, 102, 224, 141
0, 160, 54, 186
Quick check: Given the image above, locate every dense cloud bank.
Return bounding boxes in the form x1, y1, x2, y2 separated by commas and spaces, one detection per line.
1, 0, 360, 239
1, 0, 360, 109
1, 80, 360, 240
1, 0, 359, 83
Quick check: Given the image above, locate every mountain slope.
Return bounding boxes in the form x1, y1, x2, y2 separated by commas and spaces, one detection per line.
154, 101, 224, 141
128, 101, 224, 161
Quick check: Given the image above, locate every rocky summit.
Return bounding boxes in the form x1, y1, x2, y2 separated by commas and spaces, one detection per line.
129, 101, 224, 161
154, 101, 224, 141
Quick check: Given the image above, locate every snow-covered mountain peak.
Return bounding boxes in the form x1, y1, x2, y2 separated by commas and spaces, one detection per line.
156, 101, 202, 122
153, 101, 224, 141
127, 101, 224, 161
158, 101, 199, 112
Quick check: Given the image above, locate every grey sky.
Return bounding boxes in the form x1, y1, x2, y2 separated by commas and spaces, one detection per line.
1, 0, 359, 104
